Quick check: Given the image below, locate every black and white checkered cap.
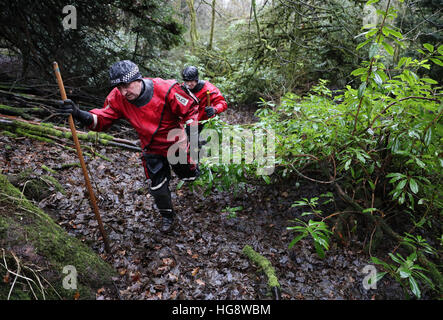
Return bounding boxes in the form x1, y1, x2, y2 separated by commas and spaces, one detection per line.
109, 60, 142, 86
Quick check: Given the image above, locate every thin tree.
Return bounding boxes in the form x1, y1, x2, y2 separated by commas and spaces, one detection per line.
208, 0, 216, 50
186, 0, 199, 49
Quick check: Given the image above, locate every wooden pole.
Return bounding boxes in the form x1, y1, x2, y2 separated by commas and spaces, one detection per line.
52, 62, 110, 253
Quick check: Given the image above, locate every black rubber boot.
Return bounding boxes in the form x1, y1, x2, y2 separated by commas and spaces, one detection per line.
159, 209, 175, 233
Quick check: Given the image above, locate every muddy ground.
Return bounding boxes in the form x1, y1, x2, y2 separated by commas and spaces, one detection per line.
0, 107, 406, 300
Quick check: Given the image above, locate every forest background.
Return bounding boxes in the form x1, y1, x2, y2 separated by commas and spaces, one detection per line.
0, 0, 442, 300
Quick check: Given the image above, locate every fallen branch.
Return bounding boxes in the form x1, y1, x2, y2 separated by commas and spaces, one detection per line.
0, 116, 141, 152
242, 245, 281, 300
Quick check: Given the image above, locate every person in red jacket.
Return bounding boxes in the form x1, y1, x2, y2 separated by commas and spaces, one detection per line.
181, 66, 227, 134
59, 60, 199, 233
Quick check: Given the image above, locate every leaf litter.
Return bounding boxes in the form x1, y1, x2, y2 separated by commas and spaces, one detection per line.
0, 115, 405, 300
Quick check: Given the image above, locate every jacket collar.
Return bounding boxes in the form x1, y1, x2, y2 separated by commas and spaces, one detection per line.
129, 78, 154, 107
191, 80, 206, 94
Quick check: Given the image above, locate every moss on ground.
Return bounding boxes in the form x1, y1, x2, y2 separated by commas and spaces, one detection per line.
242, 245, 280, 290
7, 169, 66, 201
0, 174, 116, 300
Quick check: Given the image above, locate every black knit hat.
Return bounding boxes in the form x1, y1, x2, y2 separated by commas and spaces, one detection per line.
109, 60, 142, 87
182, 66, 199, 81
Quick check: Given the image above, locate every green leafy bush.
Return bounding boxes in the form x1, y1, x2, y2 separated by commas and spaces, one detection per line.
193, 0, 442, 298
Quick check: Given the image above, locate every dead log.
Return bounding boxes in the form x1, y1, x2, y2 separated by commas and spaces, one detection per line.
0, 116, 141, 152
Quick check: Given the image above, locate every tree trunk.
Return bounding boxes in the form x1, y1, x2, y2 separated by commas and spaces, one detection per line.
251, 0, 261, 42
186, 0, 199, 49
208, 0, 216, 50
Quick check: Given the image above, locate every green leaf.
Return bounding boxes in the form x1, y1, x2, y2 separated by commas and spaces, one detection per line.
421, 78, 438, 84
366, 0, 380, 5
409, 277, 421, 298
376, 9, 386, 17
423, 43, 434, 53
409, 178, 419, 194
356, 152, 366, 164
358, 82, 367, 99
398, 57, 407, 68
357, 39, 371, 50
176, 180, 184, 190
386, 172, 404, 179
314, 241, 325, 259
344, 159, 352, 170
389, 252, 401, 263
370, 271, 387, 285
373, 72, 383, 86
407, 251, 417, 262
395, 179, 407, 191
362, 23, 377, 30
399, 266, 412, 278
424, 128, 432, 146
415, 157, 426, 169
388, 28, 403, 39
430, 58, 443, 67
382, 41, 394, 56
291, 200, 309, 207
371, 257, 391, 269
366, 28, 378, 39
288, 233, 306, 249
369, 43, 380, 59
351, 68, 367, 76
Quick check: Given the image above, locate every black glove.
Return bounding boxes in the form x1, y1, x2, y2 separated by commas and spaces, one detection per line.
205, 106, 216, 118
58, 99, 93, 126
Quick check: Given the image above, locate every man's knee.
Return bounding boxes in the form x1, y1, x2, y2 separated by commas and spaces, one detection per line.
150, 179, 172, 210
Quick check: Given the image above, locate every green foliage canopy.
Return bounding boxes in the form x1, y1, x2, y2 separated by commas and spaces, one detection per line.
0, 0, 185, 91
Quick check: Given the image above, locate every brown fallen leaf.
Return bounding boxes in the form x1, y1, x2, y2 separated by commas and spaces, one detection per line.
157, 265, 170, 273
168, 272, 178, 282
162, 258, 174, 266
191, 267, 199, 276
195, 279, 205, 286
295, 293, 305, 300
3, 272, 10, 284
281, 293, 291, 299
131, 272, 141, 282
73, 291, 80, 300
97, 287, 105, 294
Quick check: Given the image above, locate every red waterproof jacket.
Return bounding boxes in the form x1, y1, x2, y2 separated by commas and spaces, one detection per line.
88, 78, 198, 157
189, 81, 227, 121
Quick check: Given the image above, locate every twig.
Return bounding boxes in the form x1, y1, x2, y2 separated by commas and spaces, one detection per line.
7, 251, 21, 300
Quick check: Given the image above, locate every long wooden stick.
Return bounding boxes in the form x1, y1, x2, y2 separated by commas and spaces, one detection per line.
52, 62, 110, 253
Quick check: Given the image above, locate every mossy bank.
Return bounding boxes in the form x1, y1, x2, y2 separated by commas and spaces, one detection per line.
0, 174, 116, 300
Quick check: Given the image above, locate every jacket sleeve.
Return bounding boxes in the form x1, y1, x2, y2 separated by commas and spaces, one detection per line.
209, 86, 228, 114
88, 91, 123, 132
168, 84, 199, 127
